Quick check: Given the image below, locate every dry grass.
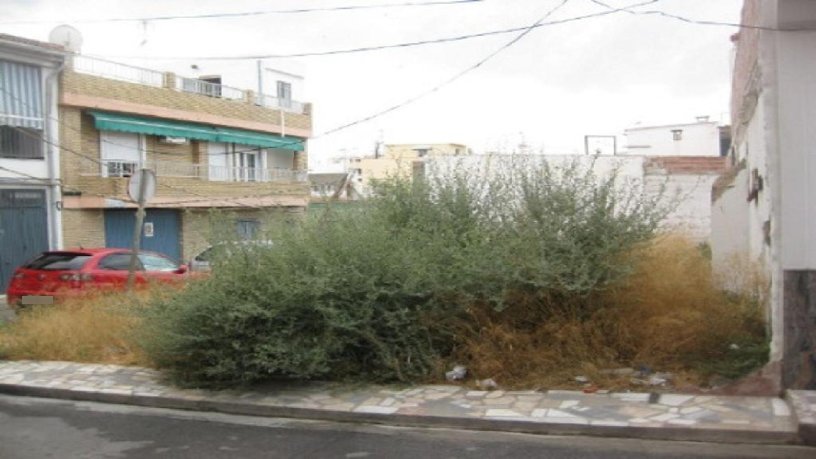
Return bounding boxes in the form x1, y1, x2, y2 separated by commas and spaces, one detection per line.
0, 291, 153, 366
450, 234, 768, 389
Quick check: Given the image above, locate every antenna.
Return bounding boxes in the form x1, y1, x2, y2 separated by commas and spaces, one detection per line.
48, 25, 83, 53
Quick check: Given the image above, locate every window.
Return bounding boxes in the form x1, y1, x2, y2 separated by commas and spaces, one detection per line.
0, 61, 44, 149
100, 131, 142, 177
208, 142, 264, 182
99, 253, 141, 270
414, 148, 430, 157
138, 253, 179, 272
236, 219, 260, 240
0, 126, 43, 159
671, 129, 683, 141
236, 150, 260, 182
25, 253, 91, 270
276, 81, 292, 107
194, 247, 214, 262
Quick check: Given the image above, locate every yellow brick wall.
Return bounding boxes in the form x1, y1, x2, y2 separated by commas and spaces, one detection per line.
59, 105, 309, 201
62, 71, 312, 132
180, 207, 305, 261
61, 209, 105, 249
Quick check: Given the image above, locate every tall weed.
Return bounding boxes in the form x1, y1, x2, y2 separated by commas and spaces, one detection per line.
142, 157, 673, 387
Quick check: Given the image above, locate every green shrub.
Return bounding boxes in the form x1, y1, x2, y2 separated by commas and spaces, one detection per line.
141, 156, 672, 387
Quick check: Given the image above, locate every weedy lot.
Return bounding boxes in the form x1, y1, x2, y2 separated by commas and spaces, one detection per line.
0, 162, 770, 392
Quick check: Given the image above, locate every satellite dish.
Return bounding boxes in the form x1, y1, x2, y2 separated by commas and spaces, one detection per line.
48, 25, 83, 53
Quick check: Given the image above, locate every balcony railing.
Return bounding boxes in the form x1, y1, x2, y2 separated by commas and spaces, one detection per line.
72, 55, 164, 87
80, 159, 307, 183
69, 55, 307, 114
255, 93, 305, 114
175, 77, 245, 101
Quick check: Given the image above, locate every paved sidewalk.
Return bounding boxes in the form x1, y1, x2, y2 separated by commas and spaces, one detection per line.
0, 360, 812, 445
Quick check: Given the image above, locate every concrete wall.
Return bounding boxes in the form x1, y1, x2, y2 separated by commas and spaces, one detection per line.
428, 154, 725, 242
713, 0, 816, 388
624, 122, 721, 157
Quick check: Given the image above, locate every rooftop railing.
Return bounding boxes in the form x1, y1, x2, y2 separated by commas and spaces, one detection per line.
70, 55, 306, 114
72, 55, 164, 87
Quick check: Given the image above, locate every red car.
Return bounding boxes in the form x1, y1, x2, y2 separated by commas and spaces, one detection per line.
6, 248, 188, 309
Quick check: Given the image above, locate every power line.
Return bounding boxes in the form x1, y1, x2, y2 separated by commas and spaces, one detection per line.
317, 0, 574, 138
0, 164, 120, 201
0, 83, 304, 158
588, 0, 807, 32
90, 4, 654, 61
0, 0, 484, 25
7, 125, 263, 209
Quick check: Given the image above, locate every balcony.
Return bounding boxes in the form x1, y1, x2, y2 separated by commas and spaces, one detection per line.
70, 55, 306, 115
79, 158, 307, 183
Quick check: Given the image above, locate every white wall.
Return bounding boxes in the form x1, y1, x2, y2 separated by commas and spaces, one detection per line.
428, 154, 717, 242
266, 148, 295, 169
624, 122, 721, 157
776, 26, 816, 270
0, 157, 49, 179
648, 173, 720, 241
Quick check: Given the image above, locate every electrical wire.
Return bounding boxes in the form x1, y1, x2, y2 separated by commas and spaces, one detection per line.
90, 2, 659, 61
588, 0, 806, 32
0, 164, 120, 201
0, 83, 304, 158
317, 0, 573, 138
0, 0, 483, 25
7, 125, 264, 209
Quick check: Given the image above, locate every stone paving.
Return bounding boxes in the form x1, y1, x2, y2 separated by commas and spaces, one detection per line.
0, 360, 810, 444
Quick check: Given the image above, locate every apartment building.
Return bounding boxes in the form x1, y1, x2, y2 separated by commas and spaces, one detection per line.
349, 143, 468, 196
0, 34, 66, 292
59, 55, 312, 262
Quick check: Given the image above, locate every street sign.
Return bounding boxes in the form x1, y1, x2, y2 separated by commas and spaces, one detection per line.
127, 169, 156, 203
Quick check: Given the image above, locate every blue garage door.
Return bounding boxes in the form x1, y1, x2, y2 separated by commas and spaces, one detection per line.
104, 209, 181, 262
0, 189, 49, 292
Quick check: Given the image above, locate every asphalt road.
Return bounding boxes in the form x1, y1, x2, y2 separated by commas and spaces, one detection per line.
0, 395, 813, 459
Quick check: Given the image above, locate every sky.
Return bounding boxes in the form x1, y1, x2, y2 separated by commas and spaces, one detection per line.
1, 0, 743, 170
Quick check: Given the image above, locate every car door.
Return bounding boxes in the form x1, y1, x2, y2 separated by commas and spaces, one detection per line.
93, 252, 145, 291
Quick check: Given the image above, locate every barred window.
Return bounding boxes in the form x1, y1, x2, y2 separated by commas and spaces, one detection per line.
0, 126, 44, 159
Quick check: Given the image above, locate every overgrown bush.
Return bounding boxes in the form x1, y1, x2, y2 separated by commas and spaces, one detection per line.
142, 156, 675, 387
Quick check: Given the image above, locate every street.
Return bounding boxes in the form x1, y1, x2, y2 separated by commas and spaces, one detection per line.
0, 395, 812, 459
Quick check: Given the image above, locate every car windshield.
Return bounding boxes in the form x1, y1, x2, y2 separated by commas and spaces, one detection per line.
24, 252, 92, 271
138, 253, 179, 272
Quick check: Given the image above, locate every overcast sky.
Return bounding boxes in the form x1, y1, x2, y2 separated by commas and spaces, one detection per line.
1, 0, 742, 169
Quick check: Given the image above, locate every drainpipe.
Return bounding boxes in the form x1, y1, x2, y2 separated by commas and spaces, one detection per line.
44, 59, 66, 250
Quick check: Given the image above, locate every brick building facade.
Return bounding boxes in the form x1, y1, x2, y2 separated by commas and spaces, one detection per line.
58, 56, 311, 262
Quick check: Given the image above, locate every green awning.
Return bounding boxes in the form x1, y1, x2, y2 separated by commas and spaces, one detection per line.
89, 111, 304, 151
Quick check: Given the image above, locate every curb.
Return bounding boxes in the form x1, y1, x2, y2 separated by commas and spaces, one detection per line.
787, 390, 816, 446
0, 383, 800, 445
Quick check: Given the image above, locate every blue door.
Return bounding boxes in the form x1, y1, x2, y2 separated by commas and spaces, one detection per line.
104, 209, 181, 262
0, 189, 49, 292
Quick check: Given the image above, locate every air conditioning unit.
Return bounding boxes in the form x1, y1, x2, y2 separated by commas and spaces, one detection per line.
159, 136, 189, 145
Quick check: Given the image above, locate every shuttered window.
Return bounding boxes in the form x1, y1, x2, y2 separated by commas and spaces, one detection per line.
0, 125, 43, 159
0, 60, 44, 129
0, 60, 44, 159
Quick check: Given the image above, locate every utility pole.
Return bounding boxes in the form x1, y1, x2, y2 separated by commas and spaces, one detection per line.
126, 168, 155, 290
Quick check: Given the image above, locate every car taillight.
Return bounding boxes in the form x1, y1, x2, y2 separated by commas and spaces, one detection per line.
13, 272, 25, 280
